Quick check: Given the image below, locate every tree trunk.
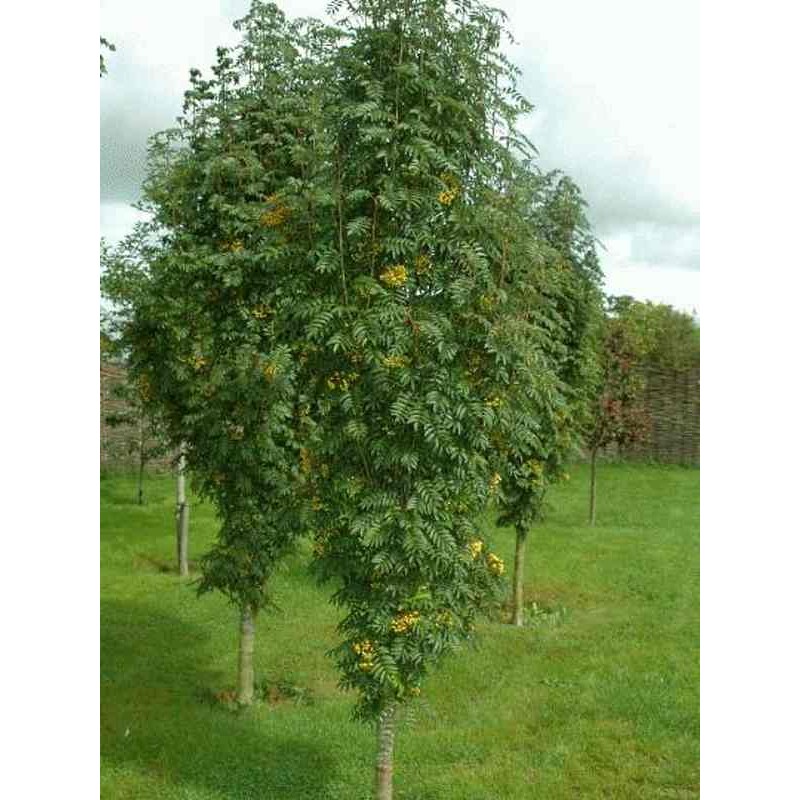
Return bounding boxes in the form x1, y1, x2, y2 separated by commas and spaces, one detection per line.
238, 604, 256, 706
512, 524, 527, 626
176, 444, 189, 576
374, 703, 397, 800
589, 446, 599, 526
137, 415, 145, 505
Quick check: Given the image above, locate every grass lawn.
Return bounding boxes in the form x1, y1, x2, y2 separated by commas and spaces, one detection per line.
101, 462, 699, 799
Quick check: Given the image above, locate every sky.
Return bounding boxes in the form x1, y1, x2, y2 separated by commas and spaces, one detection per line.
100, 0, 699, 315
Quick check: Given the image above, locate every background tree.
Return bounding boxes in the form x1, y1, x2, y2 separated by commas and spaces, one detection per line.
585, 299, 651, 525
103, 372, 170, 506
492, 170, 603, 625
103, 240, 192, 573
100, 3, 329, 705
610, 296, 700, 372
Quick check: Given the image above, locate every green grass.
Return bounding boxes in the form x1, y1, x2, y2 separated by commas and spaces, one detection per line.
101, 463, 699, 799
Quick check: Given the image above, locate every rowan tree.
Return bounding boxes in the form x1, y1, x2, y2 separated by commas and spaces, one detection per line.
274, 2, 551, 796
103, 373, 169, 505
491, 170, 603, 625
99, 3, 330, 703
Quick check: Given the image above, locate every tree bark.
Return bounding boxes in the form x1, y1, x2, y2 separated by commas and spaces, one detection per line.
512, 524, 527, 626
137, 415, 145, 505
589, 446, 599, 526
238, 604, 256, 706
374, 703, 397, 800
176, 444, 189, 576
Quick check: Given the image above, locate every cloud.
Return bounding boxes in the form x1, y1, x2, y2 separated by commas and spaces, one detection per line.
499, 0, 698, 278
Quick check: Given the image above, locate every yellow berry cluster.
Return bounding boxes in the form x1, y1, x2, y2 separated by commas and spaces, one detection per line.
262, 362, 279, 380
299, 448, 313, 475
479, 293, 498, 312
250, 304, 272, 319
408, 686, 421, 697
414, 254, 431, 274
468, 539, 484, 559
437, 172, 460, 205
222, 240, 244, 253
380, 264, 408, 287
390, 611, 420, 634
435, 610, 455, 628
528, 459, 544, 486
311, 495, 324, 512
189, 355, 207, 370
326, 371, 359, 391
487, 553, 505, 576
260, 194, 290, 227
382, 355, 409, 369
489, 472, 502, 493
486, 395, 503, 409
352, 640, 375, 672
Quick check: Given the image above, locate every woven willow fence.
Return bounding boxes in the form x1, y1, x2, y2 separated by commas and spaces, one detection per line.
101, 361, 699, 470
600, 365, 700, 465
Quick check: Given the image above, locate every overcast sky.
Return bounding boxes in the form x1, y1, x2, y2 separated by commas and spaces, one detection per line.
100, 0, 699, 314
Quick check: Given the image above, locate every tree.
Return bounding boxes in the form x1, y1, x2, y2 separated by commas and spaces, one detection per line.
103, 370, 169, 505
100, 3, 327, 706
585, 300, 650, 525
103, 241, 192, 574
255, 2, 569, 795
609, 296, 700, 372
493, 171, 603, 625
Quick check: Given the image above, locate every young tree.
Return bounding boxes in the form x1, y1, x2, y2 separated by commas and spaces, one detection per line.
103, 372, 169, 505
102, 13, 322, 702
492, 171, 603, 625
268, 2, 565, 795
103, 240, 191, 573
585, 300, 650, 525
175, 442, 190, 576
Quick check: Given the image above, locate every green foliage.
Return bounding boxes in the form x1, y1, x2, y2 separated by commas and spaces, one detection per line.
100, 5, 313, 614
609, 295, 700, 372
492, 170, 603, 532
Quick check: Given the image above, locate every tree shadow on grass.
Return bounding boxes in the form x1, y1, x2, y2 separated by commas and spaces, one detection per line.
101, 598, 337, 799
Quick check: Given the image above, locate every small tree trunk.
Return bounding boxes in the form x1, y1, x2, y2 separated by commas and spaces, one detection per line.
238, 604, 256, 706
589, 446, 599, 526
175, 444, 189, 576
137, 415, 145, 505
512, 524, 527, 626
374, 703, 397, 800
